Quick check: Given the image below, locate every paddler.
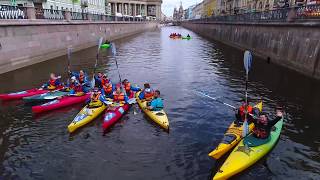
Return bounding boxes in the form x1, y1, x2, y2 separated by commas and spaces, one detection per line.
94, 72, 103, 88
112, 84, 129, 104
68, 76, 84, 95
251, 107, 284, 139
41, 73, 62, 90
234, 99, 255, 127
147, 90, 164, 111
138, 83, 154, 101
187, 34, 190, 38
122, 79, 140, 97
101, 74, 114, 98
88, 87, 108, 108
69, 70, 90, 92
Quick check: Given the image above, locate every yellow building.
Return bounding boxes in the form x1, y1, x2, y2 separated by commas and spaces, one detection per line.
203, 0, 217, 17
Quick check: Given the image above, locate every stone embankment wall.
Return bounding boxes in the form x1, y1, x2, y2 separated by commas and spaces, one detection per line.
182, 22, 320, 79
0, 21, 157, 74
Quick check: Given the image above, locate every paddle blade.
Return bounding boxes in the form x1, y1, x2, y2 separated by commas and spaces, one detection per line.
91, 78, 95, 89
242, 120, 249, 137
97, 37, 103, 53
243, 50, 252, 75
67, 48, 72, 60
254, 101, 263, 112
111, 43, 117, 56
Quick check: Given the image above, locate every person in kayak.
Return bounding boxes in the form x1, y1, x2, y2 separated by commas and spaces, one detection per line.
112, 84, 129, 104
94, 72, 103, 88
147, 90, 164, 111
234, 99, 255, 127
69, 70, 90, 93
68, 76, 84, 95
138, 83, 154, 101
251, 107, 284, 139
187, 34, 190, 38
88, 87, 108, 108
122, 79, 140, 96
101, 75, 114, 98
41, 73, 62, 90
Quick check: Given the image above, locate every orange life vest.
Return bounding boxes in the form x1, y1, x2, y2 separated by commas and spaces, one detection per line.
103, 82, 113, 94
124, 82, 131, 92
101, 78, 109, 85
253, 117, 269, 139
144, 89, 154, 101
113, 92, 125, 102
239, 105, 253, 121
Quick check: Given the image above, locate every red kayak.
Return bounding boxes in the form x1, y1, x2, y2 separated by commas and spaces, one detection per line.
32, 93, 90, 114
102, 103, 130, 131
102, 91, 134, 131
0, 89, 48, 101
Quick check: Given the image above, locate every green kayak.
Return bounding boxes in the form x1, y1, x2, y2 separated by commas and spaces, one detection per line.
101, 44, 111, 49
23, 91, 68, 103
182, 37, 191, 40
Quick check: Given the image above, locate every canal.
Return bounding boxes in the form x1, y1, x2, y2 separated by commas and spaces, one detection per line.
0, 26, 319, 180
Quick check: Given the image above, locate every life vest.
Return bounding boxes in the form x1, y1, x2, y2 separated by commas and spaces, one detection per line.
144, 89, 154, 101
113, 91, 125, 102
253, 117, 269, 139
70, 83, 83, 92
49, 79, 56, 86
103, 82, 113, 94
124, 82, 131, 92
79, 74, 85, 84
239, 105, 253, 121
91, 93, 101, 102
101, 78, 109, 85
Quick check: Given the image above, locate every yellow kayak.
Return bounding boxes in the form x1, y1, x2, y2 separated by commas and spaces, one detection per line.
209, 102, 263, 159
68, 104, 107, 133
136, 91, 169, 130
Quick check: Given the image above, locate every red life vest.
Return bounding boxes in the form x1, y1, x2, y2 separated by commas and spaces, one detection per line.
239, 105, 253, 121
70, 83, 83, 92
113, 91, 125, 102
103, 82, 113, 94
101, 78, 109, 85
253, 117, 269, 139
144, 89, 154, 101
49, 79, 56, 86
124, 82, 131, 92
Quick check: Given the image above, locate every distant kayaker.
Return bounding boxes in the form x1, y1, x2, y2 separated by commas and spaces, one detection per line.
101, 74, 114, 98
104, 40, 110, 44
138, 83, 154, 101
41, 73, 62, 90
234, 99, 255, 126
251, 107, 284, 139
69, 70, 90, 92
122, 79, 140, 96
147, 90, 164, 111
88, 87, 108, 108
187, 34, 190, 38
112, 84, 129, 104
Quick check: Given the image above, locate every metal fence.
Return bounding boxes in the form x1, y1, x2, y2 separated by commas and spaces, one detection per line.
190, 4, 320, 23
71, 12, 88, 20
0, 5, 27, 19
35, 8, 66, 20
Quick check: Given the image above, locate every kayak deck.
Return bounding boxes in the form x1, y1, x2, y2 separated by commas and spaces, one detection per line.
136, 91, 169, 130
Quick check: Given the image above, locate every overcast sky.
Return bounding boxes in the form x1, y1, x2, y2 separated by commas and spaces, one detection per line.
162, 0, 201, 17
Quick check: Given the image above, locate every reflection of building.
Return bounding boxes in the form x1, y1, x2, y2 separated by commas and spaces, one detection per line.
108, 0, 162, 19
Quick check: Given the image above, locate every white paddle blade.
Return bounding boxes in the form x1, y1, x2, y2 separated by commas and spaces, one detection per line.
67, 48, 72, 59
242, 120, 249, 137
44, 96, 59, 100
98, 37, 103, 51
128, 98, 136, 104
243, 50, 252, 75
111, 43, 117, 56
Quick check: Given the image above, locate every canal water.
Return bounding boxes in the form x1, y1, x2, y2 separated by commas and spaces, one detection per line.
0, 26, 319, 180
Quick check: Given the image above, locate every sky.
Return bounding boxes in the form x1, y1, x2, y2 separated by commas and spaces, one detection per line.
162, 0, 201, 17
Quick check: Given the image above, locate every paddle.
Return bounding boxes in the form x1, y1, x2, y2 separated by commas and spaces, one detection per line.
91, 37, 104, 89
194, 91, 236, 110
242, 50, 253, 137
111, 43, 123, 85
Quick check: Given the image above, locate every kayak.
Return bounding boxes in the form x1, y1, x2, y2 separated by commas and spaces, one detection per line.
101, 44, 110, 49
209, 102, 263, 159
102, 103, 130, 131
32, 93, 90, 114
23, 90, 68, 103
182, 36, 191, 40
136, 91, 169, 130
209, 122, 255, 159
213, 117, 284, 180
102, 91, 135, 131
68, 104, 107, 133
0, 89, 48, 101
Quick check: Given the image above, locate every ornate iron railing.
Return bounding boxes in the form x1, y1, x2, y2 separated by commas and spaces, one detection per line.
71, 12, 88, 20
35, 8, 65, 20
0, 5, 27, 19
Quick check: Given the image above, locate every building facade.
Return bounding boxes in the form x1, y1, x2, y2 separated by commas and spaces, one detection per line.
191, 1, 204, 19
203, 0, 217, 17
173, 1, 184, 20
107, 0, 162, 20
